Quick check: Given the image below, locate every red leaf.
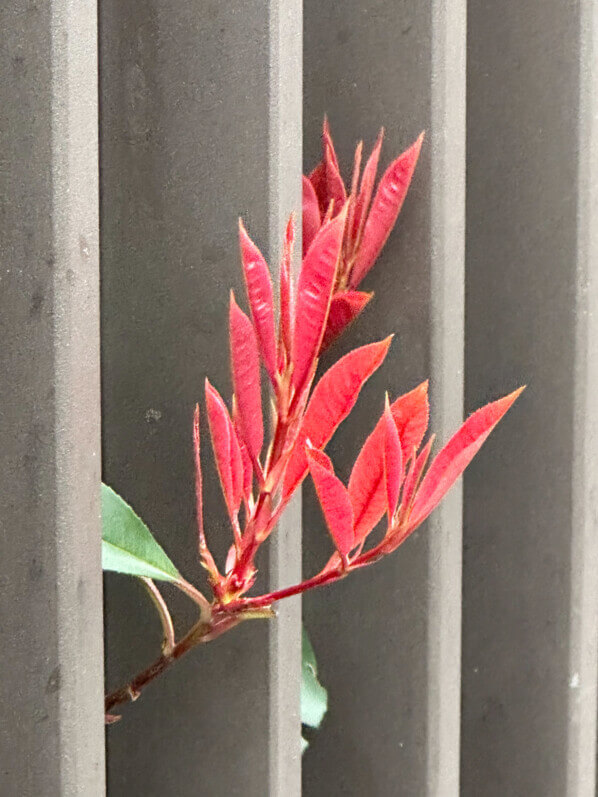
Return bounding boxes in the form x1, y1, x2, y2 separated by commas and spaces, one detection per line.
409, 387, 525, 528
400, 437, 434, 515
322, 117, 339, 170
380, 437, 435, 555
280, 215, 295, 356
302, 176, 321, 257
350, 141, 363, 201
193, 404, 204, 542
225, 544, 236, 575
321, 290, 373, 351
309, 120, 345, 217
291, 212, 346, 393
391, 380, 429, 457
352, 128, 384, 243
193, 404, 220, 580
238, 436, 254, 503
350, 132, 424, 287
383, 398, 403, 520
283, 337, 392, 497
344, 141, 363, 258
205, 379, 244, 521
324, 143, 346, 216
309, 162, 328, 214
348, 381, 430, 542
229, 292, 263, 461
322, 198, 335, 226
348, 421, 386, 543
307, 447, 354, 558
238, 220, 277, 383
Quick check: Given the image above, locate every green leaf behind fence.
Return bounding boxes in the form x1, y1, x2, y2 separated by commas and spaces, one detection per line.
101, 483, 181, 582
301, 626, 328, 750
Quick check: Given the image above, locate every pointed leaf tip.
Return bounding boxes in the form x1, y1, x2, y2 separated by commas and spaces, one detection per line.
101, 484, 181, 582
205, 380, 244, 522
351, 133, 424, 287
322, 116, 339, 170
409, 387, 524, 528
193, 402, 203, 538
229, 293, 264, 460
352, 128, 384, 243
238, 220, 277, 382
383, 397, 403, 520
193, 404, 221, 579
280, 214, 296, 356
324, 144, 347, 215
302, 175, 322, 256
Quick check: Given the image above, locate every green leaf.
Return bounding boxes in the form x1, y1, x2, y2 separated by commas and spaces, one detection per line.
101, 483, 181, 582
301, 626, 328, 733
302, 624, 319, 671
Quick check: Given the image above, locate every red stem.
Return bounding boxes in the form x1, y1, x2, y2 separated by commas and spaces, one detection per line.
223, 525, 399, 613
233, 413, 292, 576
223, 564, 345, 611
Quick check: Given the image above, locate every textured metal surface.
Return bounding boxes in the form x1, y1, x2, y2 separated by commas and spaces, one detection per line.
0, 1, 105, 794
303, 1, 465, 794
100, 0, 302, 793
268, 1, 303, 793
463, 0, 598, 795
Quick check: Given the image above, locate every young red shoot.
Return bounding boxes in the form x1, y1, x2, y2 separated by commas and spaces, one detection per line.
105, 123, 523, 718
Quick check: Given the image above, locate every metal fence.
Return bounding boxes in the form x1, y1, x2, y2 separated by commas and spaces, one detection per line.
1, 0, 597, 795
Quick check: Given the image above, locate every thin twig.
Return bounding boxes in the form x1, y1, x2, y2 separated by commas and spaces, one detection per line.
104, 606, 274, 716
140, 578, 176, 656
174, 578, 212, 622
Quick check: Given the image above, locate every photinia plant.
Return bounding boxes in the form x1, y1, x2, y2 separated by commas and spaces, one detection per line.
103, 120, 523, 723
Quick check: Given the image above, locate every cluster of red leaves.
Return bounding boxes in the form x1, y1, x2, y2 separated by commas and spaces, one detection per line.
304, 119, 424, 348
196, 122, 522, 612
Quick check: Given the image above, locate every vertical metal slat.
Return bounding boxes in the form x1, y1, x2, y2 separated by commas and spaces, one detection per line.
0, 0, 105, 793
302, 1, 466, 793
463, 0, 598, 793
100, 1, 303, 793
